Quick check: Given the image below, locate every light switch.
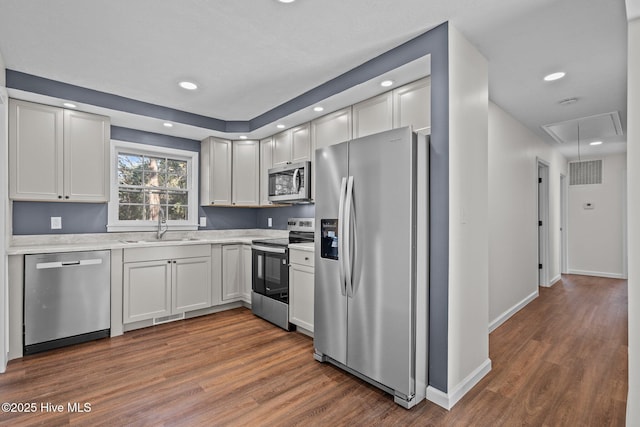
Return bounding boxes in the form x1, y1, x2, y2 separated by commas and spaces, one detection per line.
199, 217, 207, 227
268, 217, 273, 228
51, 217, 62, 230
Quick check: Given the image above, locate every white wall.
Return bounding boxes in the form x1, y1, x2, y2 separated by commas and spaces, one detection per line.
443, 25, 490, 405
626, 14, 640, 427
488, 102, 567, 330
0, 49, 7, 373
567, 154, 626, 278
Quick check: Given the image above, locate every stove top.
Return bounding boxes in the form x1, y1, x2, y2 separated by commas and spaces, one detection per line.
252, 238, 290, 247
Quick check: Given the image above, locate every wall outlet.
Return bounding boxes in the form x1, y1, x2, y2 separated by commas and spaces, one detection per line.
268, 217, 273, 228
199, 216, 207, 227
51, 217, 62, 230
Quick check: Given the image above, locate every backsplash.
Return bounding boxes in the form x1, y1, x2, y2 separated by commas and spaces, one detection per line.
12, 202, 315, 235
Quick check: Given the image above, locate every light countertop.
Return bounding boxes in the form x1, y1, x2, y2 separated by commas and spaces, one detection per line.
8, 229, 289, 255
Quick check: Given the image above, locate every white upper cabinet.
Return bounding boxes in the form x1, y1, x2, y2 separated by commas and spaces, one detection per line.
353, 92, 393, 138
311, 107, 353, 151
232, 140, 259, 206
200, 137, 232, 206
259, 137, 273, 206
290, 123, 311, 164
64, 109, 110, 202
393, 77, 431, 133
273, 123, 311, 166
9, 99, 110, 202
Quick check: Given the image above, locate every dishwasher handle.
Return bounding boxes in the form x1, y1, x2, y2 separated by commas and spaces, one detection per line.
36, 258, 104, 269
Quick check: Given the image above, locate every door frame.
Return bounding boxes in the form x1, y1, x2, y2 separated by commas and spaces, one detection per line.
537, 158, 551, 287
560, 173, 568, 274
0, 86, 8, 372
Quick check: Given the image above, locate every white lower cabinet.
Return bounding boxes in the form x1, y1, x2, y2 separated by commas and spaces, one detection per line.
222, 244, 252, 303
123, 245, 211, 323
289, 248, 315, 333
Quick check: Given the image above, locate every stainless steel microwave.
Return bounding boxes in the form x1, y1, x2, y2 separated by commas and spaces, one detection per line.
268, 161, 311, 203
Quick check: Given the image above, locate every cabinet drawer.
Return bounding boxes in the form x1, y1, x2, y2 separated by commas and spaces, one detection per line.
289, 249, 314, 267
124, 244, 211, 263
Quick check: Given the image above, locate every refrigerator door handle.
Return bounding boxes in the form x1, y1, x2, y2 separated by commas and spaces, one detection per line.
338, 177, 348, 296
344, 176, 354, 298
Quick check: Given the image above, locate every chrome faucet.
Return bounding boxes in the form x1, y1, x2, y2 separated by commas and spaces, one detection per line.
157, 207, 168, 239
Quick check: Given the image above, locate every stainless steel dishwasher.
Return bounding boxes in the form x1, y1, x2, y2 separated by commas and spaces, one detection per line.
24, 250, 111, 355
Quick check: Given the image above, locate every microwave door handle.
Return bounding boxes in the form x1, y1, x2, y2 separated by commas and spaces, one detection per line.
344, 176, 354, 298
293, 168, 300, 193
338, 177, 348, 297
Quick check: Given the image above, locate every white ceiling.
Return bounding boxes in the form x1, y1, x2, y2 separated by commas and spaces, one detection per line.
0, 0, 630, 160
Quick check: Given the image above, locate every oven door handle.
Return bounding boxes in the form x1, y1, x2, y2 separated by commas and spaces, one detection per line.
251, 244, 287, 254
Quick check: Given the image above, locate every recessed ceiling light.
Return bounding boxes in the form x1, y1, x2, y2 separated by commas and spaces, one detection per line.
589, 141, 603, 146
380, 80, 394, 87
313, 106, 324, 112
544, 72, 566, 82
163, 122, 173, 128
239, 135, 248, 140
278, 0, 296, 3
63, 102, 77, 108
178, 81, 198, 90
276, 124, 286, 129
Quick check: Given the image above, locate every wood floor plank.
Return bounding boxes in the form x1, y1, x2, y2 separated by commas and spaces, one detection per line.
0, 274, 627, 426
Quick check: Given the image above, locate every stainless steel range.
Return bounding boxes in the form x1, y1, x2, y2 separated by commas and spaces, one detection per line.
251, 218, 314, 330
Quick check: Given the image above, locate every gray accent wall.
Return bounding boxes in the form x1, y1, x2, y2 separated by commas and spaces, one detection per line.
12, 202, 108, 234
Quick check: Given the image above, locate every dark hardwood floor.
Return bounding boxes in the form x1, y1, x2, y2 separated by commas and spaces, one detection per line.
0, 274, 627, 426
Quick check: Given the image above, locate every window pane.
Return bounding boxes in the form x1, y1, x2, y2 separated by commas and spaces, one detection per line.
165, 174, 187, 189
145, 190, 166, 206
118, 154, 144, 186
167, 159, 187, 175
119, 204, 144, 221
119, 188, 143, 204
144, 157, 166, 173
168, 205, 188, 221
168, 190, 188, 205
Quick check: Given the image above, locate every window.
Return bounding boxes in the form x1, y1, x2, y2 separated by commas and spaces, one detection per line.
108, 140, 199, 232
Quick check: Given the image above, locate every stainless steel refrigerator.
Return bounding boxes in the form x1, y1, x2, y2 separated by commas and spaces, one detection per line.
314, 126, 428, 409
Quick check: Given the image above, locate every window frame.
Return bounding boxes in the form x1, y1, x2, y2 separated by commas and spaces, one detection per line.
107, 140, 199, 232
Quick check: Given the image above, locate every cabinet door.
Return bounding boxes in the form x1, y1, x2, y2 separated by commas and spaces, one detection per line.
241, 244, 253, 303
222, 245, 241, 301
259, 137, 273, 206
311, 108, 352, 201
291, 123, 311, 163
232, 140, 259, 206
64, 109, 110, 202
353, 92, 393, 138
9, 99, 64, 200
393, 77, 431, 133
311, 107, 352, 151
123, 260, 172, 323
289, 262, 315, 332
201, 137, 232, 205
173, 256, 212, 313
272, 130, 292, 166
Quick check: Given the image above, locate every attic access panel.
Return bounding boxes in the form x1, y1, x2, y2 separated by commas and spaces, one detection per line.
542, 111, 623, 144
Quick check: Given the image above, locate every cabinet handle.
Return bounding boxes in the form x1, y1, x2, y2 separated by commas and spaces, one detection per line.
173, 260, 177, 264
305, 257, 309, 261
65, 195, 69, 199
167, 260, 171, 264
58, 195, 62, 199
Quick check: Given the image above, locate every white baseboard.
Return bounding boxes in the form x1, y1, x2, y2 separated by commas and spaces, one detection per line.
426, 358, 492, 410
549, 274, 562, 285
567, 269, 626, 279
489, 290, 538, 333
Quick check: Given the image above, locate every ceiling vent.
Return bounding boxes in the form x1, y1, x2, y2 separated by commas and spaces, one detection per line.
569, 160, 602, 185
542, 111, 623, 144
